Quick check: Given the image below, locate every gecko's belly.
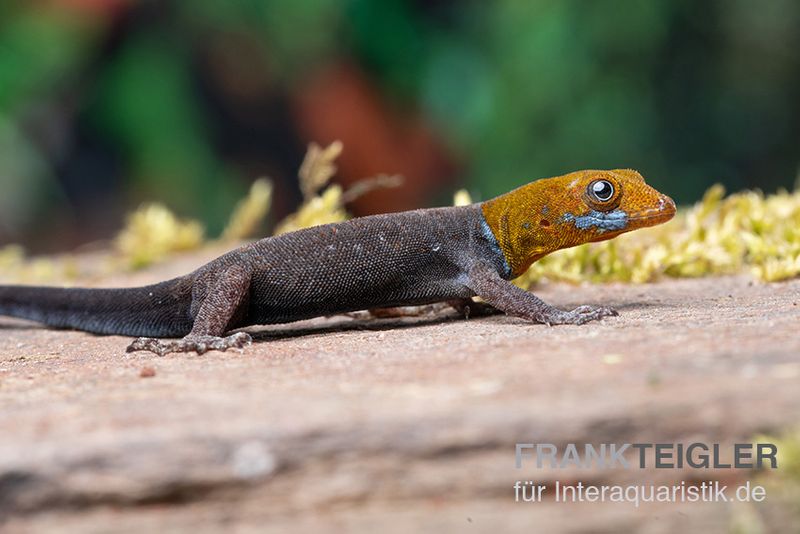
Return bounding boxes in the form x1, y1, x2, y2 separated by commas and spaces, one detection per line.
237, 205, 484, 325
245, 273, 473, 325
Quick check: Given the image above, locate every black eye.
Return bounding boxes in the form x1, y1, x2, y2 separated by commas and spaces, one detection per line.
589, 180, 614, 202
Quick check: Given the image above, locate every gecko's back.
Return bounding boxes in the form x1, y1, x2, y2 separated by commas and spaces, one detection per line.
231, 204, 505, 325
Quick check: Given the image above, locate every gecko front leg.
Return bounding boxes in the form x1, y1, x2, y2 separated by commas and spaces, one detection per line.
466, 262, 617, 325
127, 265, 253, 355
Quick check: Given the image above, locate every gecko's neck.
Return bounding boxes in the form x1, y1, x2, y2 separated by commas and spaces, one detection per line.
480, 181, 553, 278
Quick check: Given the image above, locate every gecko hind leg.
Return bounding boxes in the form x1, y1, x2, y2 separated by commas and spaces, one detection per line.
354, 299, 499, 321
127, 264, 252, 356
126, 332, 252, 356
446, 298, 499, 319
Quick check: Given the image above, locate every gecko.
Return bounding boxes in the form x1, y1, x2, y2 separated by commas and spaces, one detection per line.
0, 169, 675, 355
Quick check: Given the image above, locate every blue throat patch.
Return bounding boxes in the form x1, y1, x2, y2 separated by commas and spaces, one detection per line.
562, 209, 628, 232
479, 216, 513, 279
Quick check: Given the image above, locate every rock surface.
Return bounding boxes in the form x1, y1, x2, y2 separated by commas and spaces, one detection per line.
1, 253, 799, 533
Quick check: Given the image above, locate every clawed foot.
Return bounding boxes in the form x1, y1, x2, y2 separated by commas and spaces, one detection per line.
542, 305, 618, 326
126, 332, 253, 356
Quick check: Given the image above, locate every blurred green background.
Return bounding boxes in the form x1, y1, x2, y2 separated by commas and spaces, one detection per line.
1, 0, 798, 252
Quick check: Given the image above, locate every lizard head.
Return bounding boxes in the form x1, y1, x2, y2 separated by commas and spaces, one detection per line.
481, 169, 676, 278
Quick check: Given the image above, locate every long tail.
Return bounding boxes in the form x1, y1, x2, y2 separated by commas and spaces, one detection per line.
0, 277, 194, 337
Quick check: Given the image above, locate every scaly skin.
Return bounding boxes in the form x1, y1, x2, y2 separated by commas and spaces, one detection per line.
0, 169, 675, 355
481, 169, 675, 277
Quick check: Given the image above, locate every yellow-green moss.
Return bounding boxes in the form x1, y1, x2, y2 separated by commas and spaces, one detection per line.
114, 203, 205, 269
221, 178, 273, 242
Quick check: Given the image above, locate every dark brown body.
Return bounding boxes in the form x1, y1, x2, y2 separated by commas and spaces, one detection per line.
0, 206, 507, 337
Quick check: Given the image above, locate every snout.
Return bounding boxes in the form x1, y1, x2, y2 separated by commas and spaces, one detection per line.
629, 192, 676, 227
657, 193, 676, 219
658, 193, 677, 221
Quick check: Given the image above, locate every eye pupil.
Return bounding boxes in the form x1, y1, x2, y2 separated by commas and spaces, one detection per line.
591, 180, 614, 201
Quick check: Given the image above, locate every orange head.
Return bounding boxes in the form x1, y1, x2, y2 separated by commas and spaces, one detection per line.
481, 169, 676, 278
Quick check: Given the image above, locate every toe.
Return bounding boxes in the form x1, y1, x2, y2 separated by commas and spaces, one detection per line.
232, 332, 253, 348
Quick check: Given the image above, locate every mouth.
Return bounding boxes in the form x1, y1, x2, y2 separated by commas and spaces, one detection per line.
628, 195, 676, 227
